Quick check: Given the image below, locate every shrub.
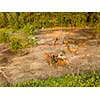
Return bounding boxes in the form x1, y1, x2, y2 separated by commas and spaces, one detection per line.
22, 23, 35, 35
0, 28, 9, 43
9, 36, 22, 51
9, 33, 38, 51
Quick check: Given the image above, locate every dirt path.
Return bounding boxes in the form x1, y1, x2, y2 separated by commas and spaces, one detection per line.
0, 28, 100, 86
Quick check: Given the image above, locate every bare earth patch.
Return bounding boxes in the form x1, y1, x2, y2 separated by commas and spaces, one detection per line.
0, 28, 100, 86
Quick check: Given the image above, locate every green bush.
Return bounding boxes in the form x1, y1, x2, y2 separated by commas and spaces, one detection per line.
22, 23, 35, 35
9, 33, 38, 51
0, 28, 9, 43
9, 36, 22, 51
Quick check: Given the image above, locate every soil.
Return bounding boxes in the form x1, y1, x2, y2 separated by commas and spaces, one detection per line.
0, 28, 100, 86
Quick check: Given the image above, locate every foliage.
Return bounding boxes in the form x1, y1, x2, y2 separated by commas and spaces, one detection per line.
0, 12, 99, 29
0, 12, 100, 49
22, 23, 35, 35
27, 35, 38, 46
93, 22, 100, 46
12, 72, 100, 87
29, 38, 38, 46
0, 28, 9, 43
9, 33, 38, 51
9, 35, 22, 51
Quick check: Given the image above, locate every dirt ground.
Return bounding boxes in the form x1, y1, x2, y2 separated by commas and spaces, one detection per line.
0, 28, 100, 86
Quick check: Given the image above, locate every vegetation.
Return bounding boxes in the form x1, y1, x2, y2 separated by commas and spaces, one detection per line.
0, 13, 100, 87
0, 12, 100, 50
12, 72, 100, 87
0, 28, 9, 43
9, 33, 38, 51
94, 22, 100, 46
0, 12, 100, 29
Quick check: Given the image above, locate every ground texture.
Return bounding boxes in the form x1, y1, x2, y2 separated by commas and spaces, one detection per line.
0, 28, 100, 86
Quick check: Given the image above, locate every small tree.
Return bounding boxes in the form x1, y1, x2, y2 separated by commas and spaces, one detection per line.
94, 22, 100, 46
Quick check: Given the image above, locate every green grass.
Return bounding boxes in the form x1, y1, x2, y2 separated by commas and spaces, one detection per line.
12, 72, 100, 87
